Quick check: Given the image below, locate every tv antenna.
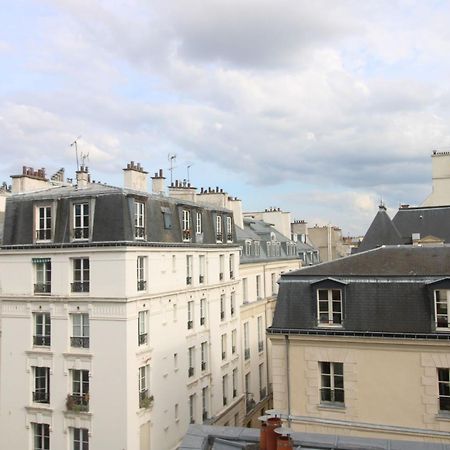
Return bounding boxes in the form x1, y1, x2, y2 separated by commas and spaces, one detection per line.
168, 153, 177, 184
187, 163, 193, 183
70, 136, 82, 170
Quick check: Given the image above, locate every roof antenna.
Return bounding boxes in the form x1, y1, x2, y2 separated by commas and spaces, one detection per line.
70, 136, 82, 170
168, 153, 177, 184
187, 163, 193, 183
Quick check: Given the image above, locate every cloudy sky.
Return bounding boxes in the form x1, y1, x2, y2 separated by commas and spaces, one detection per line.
2, 0, 450, 235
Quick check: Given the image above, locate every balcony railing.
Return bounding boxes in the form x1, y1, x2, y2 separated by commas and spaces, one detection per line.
187, 320, 193, 330
33, 390, 50, 403
138, 333, 148, 345
33, 335, 51, 346
199, 275, 204, 284
200, 317, 205, 326
219, 273, 224, 281
258, 341, 264, 352
230, 307, 234, 316
229, 271, 234, 279
73, 228, 89, 240
245, 394, 256, 413
188, 367, 194, 377
186, 276, 192, 285
36, 229, 51, 240
244, 348, 250, 360
232, 345, 236, 354
222, 351, 226, 360
220, 311, 225, 320
227, 233, 233, 242
137, 280, 147, 291
71, 336, 90, 348
182, 229, 192, 241
139, 389, 154, 409
135, 227, 145, 239
71, 282, 90, 293
34, 283, 51, 294
216, 233, 223, 242
202, 410, 208, 421
201, 361, 206, 371
223, 396, 227, 406
233, 388, 237, 398
66, 393, 89, 412
260, 387, 267, 400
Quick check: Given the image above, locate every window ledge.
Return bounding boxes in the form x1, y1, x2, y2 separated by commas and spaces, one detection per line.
26, 405, 53, 413
26, 349, 53, 356
436, 412, 450, 421
317, 324, 344, 329
63, 350, 92, 358
318, 403, 346, 412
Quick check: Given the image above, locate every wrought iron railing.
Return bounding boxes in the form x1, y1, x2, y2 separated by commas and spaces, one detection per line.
33, 335, 51, 346
71, 282, 90, 293
71, 336, 90, 348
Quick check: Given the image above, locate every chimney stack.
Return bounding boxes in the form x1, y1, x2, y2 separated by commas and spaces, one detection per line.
11, 166, 50, 193
76, 165, 90, 189
123, 161, 148, 192
151, 169, 165, 194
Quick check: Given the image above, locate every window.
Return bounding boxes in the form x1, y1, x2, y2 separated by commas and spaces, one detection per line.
226, 216, 233, 242
232, 368, 238, 398
187, 301, 194, 329
199, 255, 205, 284
196, 212, 202, 234
202, 387, 209, 421
138, 310, 148, 345
137, 256, 146, 291
201, 341, 208, 371
71, 313, 89, 348
244, 322, 250, 360
33, 367, 50, 403
435, 290, 450, 329
256, 275, 261, 299
221, 334, 227, 360
200, 298, 206, 326
34, 312, 51, 346
162, 207, 172, 229
189, 394, 196, 424
230, 292, 235, 317
320, 362, 344, 405
73, 428, 89, 450
254, 241, 260, 256
216, 215, 223, 242
173, 353, 178, 370
134, 201, 145, 239
220, 294, 225, 321
271, 273, 277, 295
259, 363, 266, 400
186, 255, 193, 285
243, 278, 248, 303
175, 403, 179, 421
257, 316, 264, 352
219, 254, 224, 281
33, 423, 49, 450
438, 368, 450, 412
36, 206, 52, 241
182, 209, 191, 241
222, 374, 228, 406
73, 203, 89, 240
231, 329, 237, 354
139, 365, 151, 408
318, 289, 342, 326
67, 369, 89, 412
188, 346, 195, 377
229, 254, 235, 279
245, 240, 251, 256
72, 258, 90, 293
34, 258, 51, 294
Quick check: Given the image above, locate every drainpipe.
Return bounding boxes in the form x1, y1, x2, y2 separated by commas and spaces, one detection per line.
285, 334, 291, 426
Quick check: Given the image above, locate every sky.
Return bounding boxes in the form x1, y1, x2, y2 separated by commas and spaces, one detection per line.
2, 0, 450, 235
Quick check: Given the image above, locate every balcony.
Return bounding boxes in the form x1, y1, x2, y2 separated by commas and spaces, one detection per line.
36, 229, 51, 241
201, 361, 206, 371
33, 391, 50, 404
137, 280, 147, 291
71, 336, 90, 348
187, 320, 193, 330
260, 387, 267, 400
66, 393, 89, 412
245, 393, 256, 413
135, 227, 145, 239
186, 276, 192, 285
138, 333, 148, 345
199, 275, 204, 284
200, 317, 205, 326
244, 348, 250, 360
188, 367, 194, 377
73, 228, 89, 240
182, 229, 192, 241
258, 341, 264, 352
71, 282, 90, 293
33, 335, 51, 346
216, 232, 223, 242
34, 283, 51, 294
227, 233, 233, 242
139, 389, 154, 409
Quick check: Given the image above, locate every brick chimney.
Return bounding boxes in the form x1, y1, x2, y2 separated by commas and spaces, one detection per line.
76, 165, 90, 189
123, 161, 148, 192
11, 166, 50, 193
151, 169, 165, 195
168, 179, 197, 203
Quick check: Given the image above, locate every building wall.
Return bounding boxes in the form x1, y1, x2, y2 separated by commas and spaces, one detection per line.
271, 334, 450, 443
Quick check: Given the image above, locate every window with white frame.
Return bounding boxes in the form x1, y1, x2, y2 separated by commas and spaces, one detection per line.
189, 393, 196, 424
33, 366, 50, 404
317, 289, 342, 326
226, 216, 232, 241
187, 301, 194, 329
256, 275, 261, 299
33, 258, 51, 294
138, 310, 148, 345
68, 369, 89, 412
137, 256, 146, 291
435, 290, 450, 329
186, 255, 193, 285
200, 298, 206, 325
320, 362, 344, 405
73, 202, 89, 240
438, 368, 450, 412
188, 346, 195, 377
257, 316, 264, 352
221, 333, 227, 360
219, 254, 224, 281
222, 374, 228, 406
254, 240, 260, 256
231, 329, 237, 354
139, 364, 151, 408
71, 313, 89, 348
271, 273, 277, 295
34, 312, 51, 346
216, 215, 223, 242
220, 294, 225, 321
73, 428, 89, 450
201, 341, 208, 371
72, 258, 90, 293
32, 423, 49, 450
36, 206, 52, 241
202, 386, 209, 420
244, 322, 250, 360
182, 209, 191, 241
243, 278, 248, 303
245, 240, 251, 256
229, 254, 235, 279
230, 292, 235, 317
199, 255, 205, 284
196, 211, 202, 234
232, 368, 238, 398
134, 201, 145, 239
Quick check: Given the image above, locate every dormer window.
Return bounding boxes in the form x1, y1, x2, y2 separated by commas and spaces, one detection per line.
36, 206, 52, 241
226, 216, 233, 242
134, 201, 145, 239
196, 212, 202, 234
435, 290, 450, 329
216, 215, 223, 242
73, 203, 89, 240
182, 210, 191, 241
245, 240, 251, 256
317, 288, 342, 326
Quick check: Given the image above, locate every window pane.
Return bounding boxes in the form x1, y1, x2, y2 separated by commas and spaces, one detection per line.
332, 289, 341, 301
318, 290, 328, 301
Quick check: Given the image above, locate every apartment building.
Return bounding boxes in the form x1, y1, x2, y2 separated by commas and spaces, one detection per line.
0, 163, 304, 449
269, 245, 450, 443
